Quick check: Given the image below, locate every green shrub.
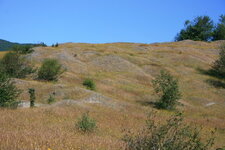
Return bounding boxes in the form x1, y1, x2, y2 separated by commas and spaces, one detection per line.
123, 112, 215, 150
38, 58, 63, 81
47, 95, 55, 104
83, 79, 96, 90
152, 70, 181, 110
76, 112, 96, 133
28, 88, 35, 107
12, 45, 34, 54
0, 52, 35, 78
0, 71, 21, 108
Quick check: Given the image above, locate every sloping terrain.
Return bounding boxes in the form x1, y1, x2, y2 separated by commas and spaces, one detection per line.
0, 40, 225, 149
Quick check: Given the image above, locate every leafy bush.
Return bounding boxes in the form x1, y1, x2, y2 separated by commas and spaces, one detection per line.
76, 112, 96, 133
83, 79, 96, 90
0, 52, 35, 78
47, 95, 55, 104
12, 45, 34, 54
123, 112, 215, 150
38, 59, 63, 81
152, 70, 181, 110
0, 71, 21, 108
211, 43, 225, 79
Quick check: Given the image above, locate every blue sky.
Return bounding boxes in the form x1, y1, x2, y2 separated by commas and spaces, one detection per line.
0, 0, 224, 45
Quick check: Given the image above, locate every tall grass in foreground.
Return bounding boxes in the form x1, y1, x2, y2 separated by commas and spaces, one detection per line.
124, 112, 215, 150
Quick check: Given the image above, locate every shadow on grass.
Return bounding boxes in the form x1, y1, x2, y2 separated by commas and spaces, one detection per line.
137, 99, 184, 111
137, 101, 156, 107
197, 68, 225, 89
136, 100, 171, 110
197, 67, 225, 80
206, 79, 225, 89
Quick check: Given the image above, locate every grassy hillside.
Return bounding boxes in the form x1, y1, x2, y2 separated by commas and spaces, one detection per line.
0, 40, 224, 149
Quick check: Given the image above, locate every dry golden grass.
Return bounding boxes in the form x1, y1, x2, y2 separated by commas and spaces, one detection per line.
0, 51, 8, 58
0, 40, 225, 149
0, 105, 223, 149
0, 105, 147, 150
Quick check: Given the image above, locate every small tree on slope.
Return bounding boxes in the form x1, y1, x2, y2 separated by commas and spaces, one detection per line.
0, 71, 21, 108
152, 70, 181, 110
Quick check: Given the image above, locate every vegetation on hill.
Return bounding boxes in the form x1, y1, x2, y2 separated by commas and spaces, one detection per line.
213, 15, 225, 41
0, 12, 224, 149
0, 39, 19, 51
0, 41, 224, 149
28, 88, 36, 107
0, 52, 35, 78
38, 58, 63, 81
47, 95, 55, 104
12, 45, 34, 54
76, 112, 97, 133
152, 70, 181, 110
0, 71, 21, 108
83, 79, 96, 90
0, 39, 47, 51
176, 15, 225, 41
124, 112, 215, 150
211, 43, 225, 79
52, 43, 59, 47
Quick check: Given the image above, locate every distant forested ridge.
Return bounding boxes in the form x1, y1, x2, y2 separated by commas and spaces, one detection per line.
0, 39, 19, 51
0, 39, 46, 51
